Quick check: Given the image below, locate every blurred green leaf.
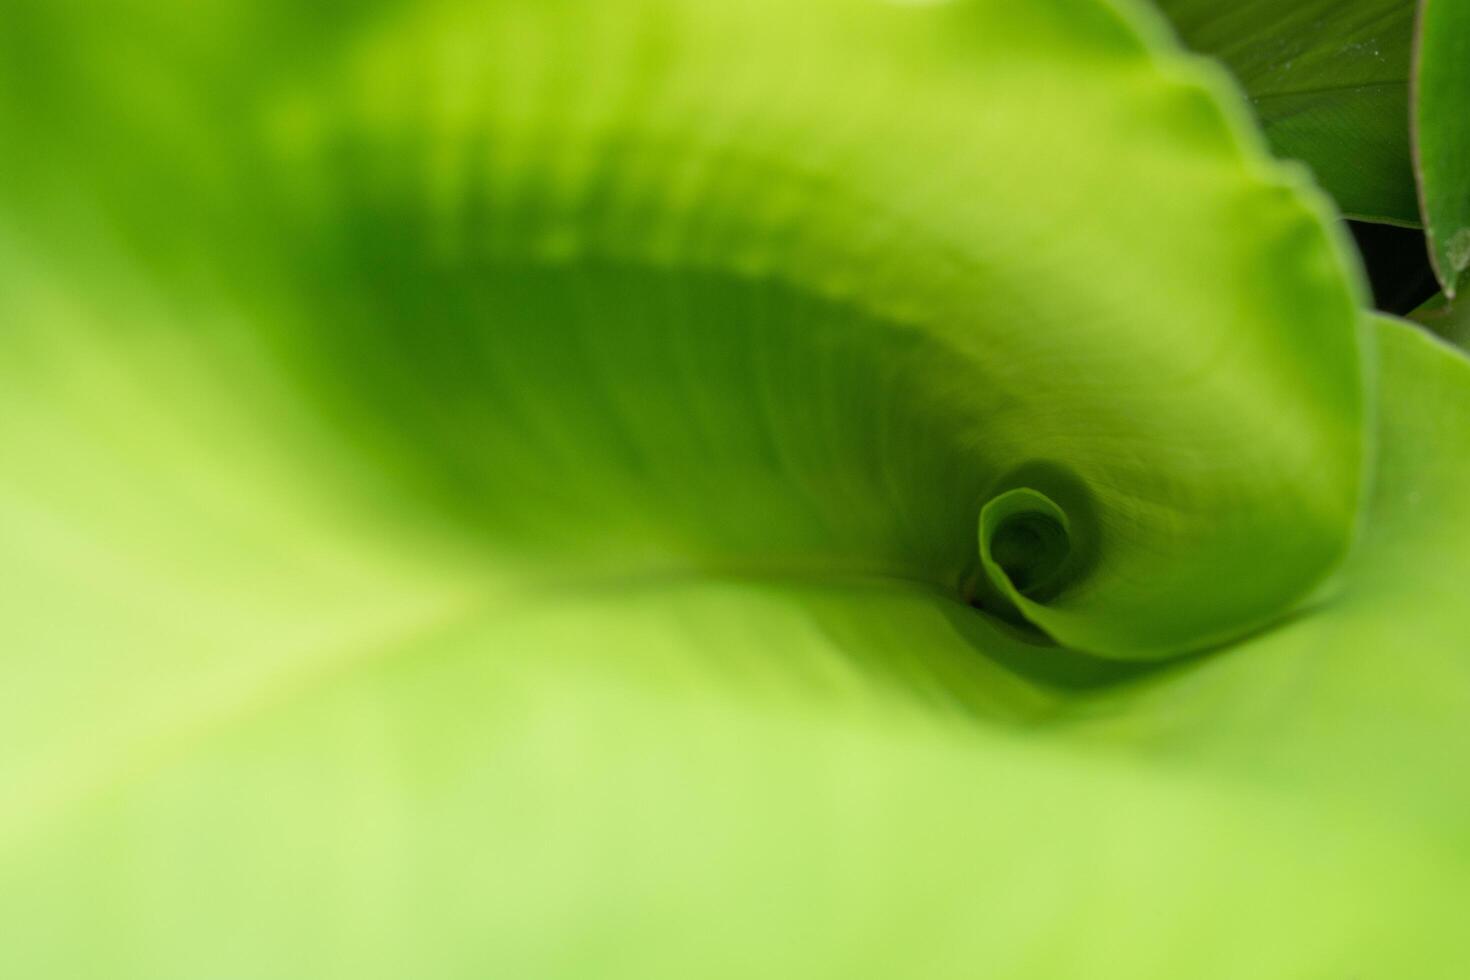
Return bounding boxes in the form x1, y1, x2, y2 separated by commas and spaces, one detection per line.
0, 0, 1467, 977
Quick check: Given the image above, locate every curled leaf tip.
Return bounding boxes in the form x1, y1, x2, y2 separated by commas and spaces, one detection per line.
974, 486, 1074, 634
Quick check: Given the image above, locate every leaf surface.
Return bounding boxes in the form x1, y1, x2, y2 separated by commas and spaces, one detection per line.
0, 0, 1465, 977
1156, 0, 1470, 295
1415, 0, 1470, 294
1410, 289, 1470, 345
1154, 0, 1419, 223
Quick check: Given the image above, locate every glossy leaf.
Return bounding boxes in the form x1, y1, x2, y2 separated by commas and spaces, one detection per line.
1155, 0, 1470, 295
1154, 0, 1420, 224
1416, 0, 1470, 295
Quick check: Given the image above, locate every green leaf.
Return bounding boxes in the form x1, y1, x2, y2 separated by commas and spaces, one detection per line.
0, 0, 1369, 661
1152, 0, 1420, 224
1, 0, 1465, 977
1410, 289, 1470, 345
1153, 0, 1470, 295
1416, 0, 1470, 295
